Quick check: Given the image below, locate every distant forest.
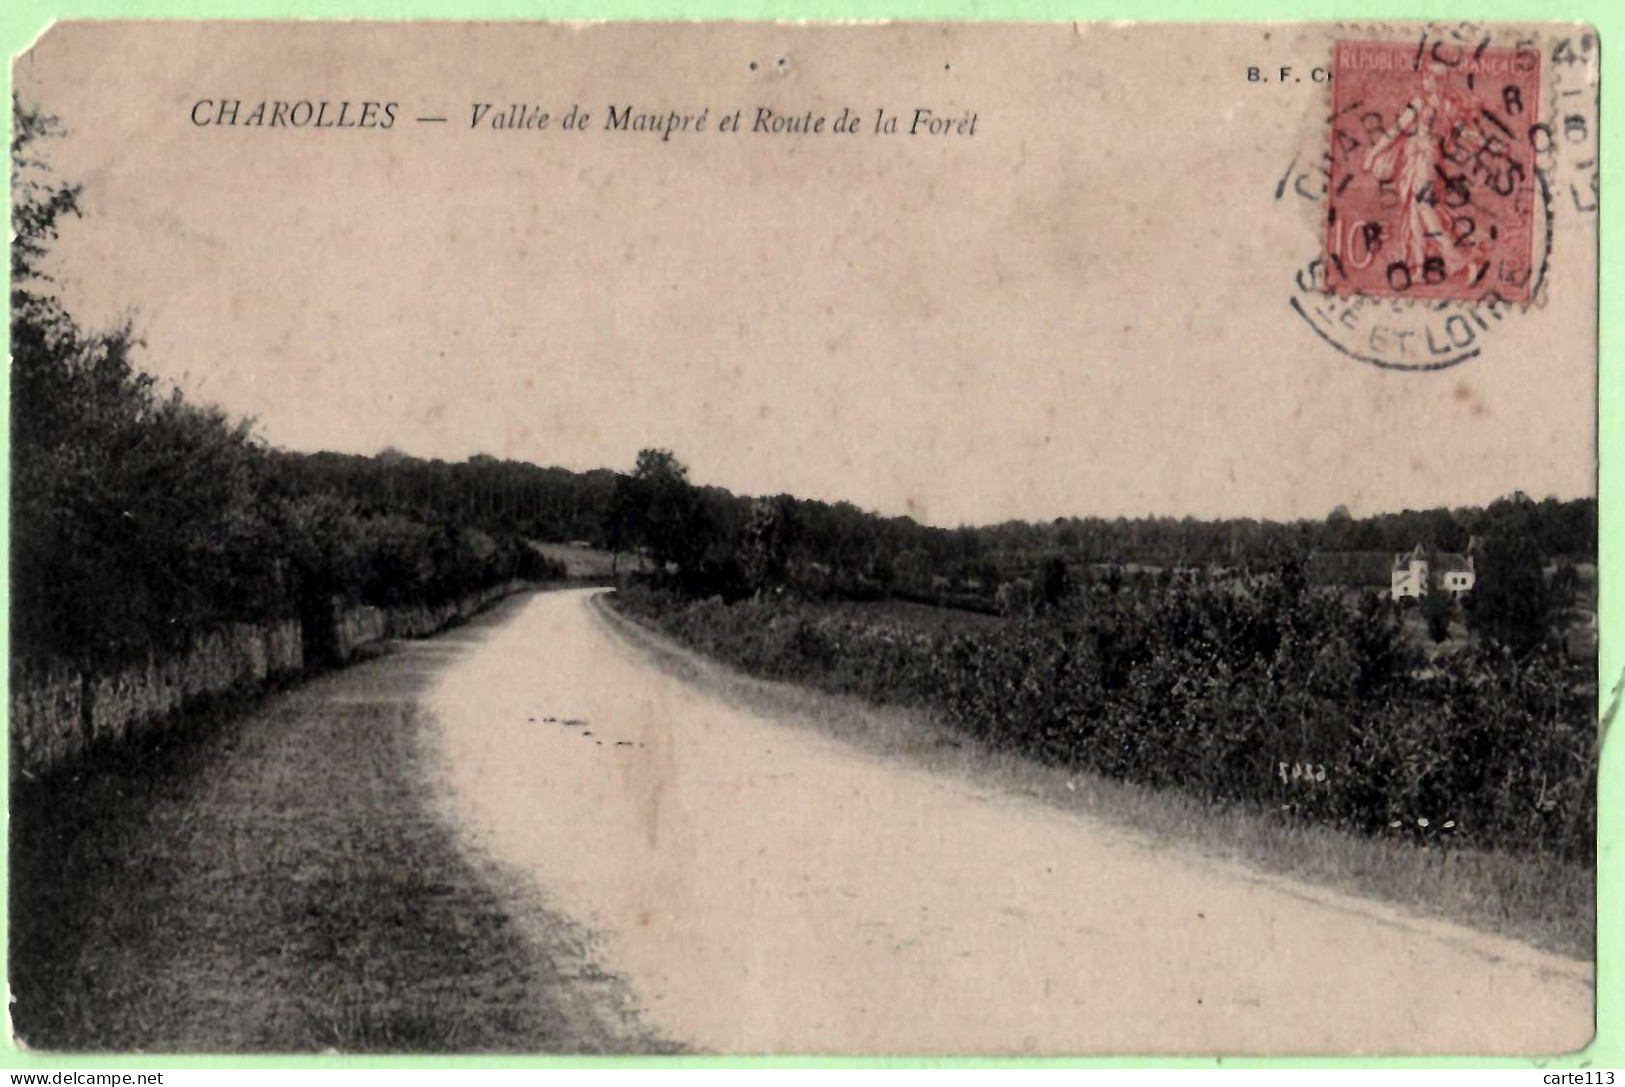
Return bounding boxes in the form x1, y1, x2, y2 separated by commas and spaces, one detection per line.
282, 445, 1596, 569
284, 446, 1596, 594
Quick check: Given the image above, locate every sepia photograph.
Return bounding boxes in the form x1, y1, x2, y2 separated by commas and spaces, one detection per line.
6, 20, 1604, 1057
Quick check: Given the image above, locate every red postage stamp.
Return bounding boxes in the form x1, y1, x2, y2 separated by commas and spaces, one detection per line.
1325, 39, 1542, 302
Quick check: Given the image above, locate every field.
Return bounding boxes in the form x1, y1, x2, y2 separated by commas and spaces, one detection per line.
821, 597, 1004, 635
528, 542, 648, 580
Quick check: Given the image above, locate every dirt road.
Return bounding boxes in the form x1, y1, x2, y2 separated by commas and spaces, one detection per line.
427, 588, 1593, 1055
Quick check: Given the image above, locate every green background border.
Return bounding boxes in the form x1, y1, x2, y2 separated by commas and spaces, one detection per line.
0, 0, 1615, 1071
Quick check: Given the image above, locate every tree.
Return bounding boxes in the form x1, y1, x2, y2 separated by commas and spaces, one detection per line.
1422, 582, 1454, 644
1431, 509, 1470, 554
894, 547, 930, 593
11, 101, 284, 662
612, 449, 712, 581
1463, 532, 1554, 656
1323, 504, 1354, 550
1549, 559, 1580, 610
995, 578, 1034, 617
1037, 555, 1073, 611
742, 494, 801, 596
11, 98, 81, 297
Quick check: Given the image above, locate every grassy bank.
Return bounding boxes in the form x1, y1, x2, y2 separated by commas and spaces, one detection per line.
10, 598, 674, 1053
600, 591, 1594, 960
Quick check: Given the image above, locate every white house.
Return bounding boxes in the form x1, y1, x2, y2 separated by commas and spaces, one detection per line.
1433, 551, 1477, 597
1391, 546, 1429, 599
1390, 544, 1476, 600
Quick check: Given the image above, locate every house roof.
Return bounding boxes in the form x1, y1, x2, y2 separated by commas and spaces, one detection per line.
1307, 551, 1395, 588
1308, 548, 1474, 587
1432, 552, 1474, 574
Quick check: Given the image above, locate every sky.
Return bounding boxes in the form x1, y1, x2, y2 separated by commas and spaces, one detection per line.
14, 22, 1599, 527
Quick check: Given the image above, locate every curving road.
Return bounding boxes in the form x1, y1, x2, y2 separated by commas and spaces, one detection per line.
425, 588, 1593, 1056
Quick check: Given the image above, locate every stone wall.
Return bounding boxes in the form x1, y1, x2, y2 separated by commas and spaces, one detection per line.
9, 662, 83, 774
11, 582, 529, 779
328, 580, 528, 660
331, 606, 388, 663
10, 619, 302, 775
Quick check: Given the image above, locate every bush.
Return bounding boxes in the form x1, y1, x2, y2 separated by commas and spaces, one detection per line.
1423, 589, 1454, 643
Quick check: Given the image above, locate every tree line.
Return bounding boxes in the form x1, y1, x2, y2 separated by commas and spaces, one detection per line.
10, 100, 564, 673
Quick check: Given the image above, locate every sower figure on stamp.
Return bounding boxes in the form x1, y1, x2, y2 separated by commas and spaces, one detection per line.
1360, 62, 1491, 292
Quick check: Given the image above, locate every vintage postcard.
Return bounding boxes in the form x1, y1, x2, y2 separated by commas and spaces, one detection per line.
7, 21, 1601, 1056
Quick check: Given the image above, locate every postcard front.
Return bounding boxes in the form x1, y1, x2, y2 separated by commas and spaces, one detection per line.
8, 21, 1600, 1056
